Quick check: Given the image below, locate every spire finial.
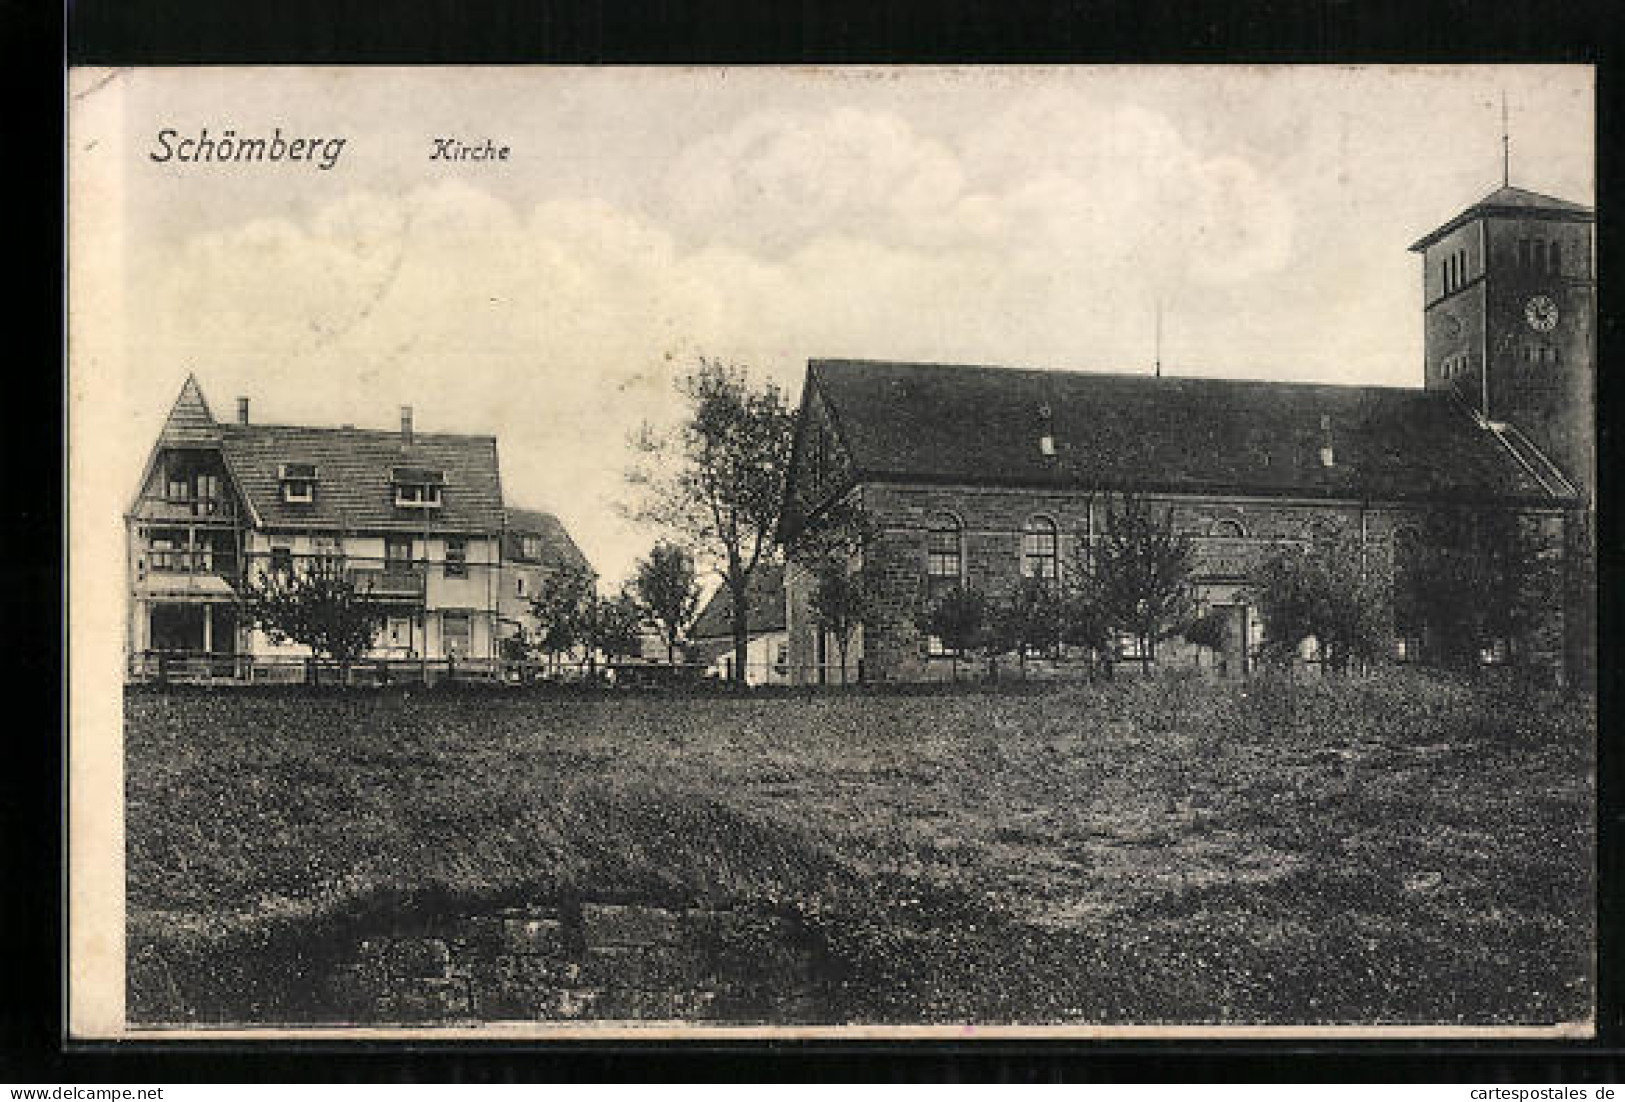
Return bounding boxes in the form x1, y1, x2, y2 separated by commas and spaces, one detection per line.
1501, 89, 1510, 188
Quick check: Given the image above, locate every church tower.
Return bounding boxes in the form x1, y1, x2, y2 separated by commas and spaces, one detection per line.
1410, 185, 1596, 498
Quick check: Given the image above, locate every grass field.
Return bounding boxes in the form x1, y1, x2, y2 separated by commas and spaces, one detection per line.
125, 669, 1595, 1026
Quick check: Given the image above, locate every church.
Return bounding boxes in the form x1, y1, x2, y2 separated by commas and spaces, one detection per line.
779, 185, 1594, 685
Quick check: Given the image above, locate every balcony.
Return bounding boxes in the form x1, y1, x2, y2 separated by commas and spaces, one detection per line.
147, 549, 239, 577
348, 565, 426, 600
137, 551, 240, 599
140, 495, 238, 522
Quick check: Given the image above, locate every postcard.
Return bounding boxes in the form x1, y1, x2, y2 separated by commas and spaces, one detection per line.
67, 64, 1596, 1039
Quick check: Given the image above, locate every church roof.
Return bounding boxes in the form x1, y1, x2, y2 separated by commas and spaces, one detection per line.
802, 359, 1569, 507
1409, 185, 1593, 252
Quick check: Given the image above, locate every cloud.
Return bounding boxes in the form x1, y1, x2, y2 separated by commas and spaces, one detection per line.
132, 97, 1308, 582
667, 106, 995, 252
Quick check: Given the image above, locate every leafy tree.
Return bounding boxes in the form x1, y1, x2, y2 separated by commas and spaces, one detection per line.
583, 590, 647, 676
529, 566, 649, 678
1247, 541, 1391, 672
630, 542, 702, 664
810, 557, 879, 685
988, 575, 1068, 680
527, 563, 597, 670
1059, 578, 1116, 678
793, 496, 884, 685
1398, 510, 1556, 671
917, 584, 990, 682
239, 554, 386, 684
1181, 608, 1229, 669
627, 359, 797, 683
1079, 492, 1199, 671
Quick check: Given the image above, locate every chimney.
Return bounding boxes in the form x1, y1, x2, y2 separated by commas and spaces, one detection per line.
400, 405, 414, 446
1318, 414, 1335, 468
236, 397, 250, 425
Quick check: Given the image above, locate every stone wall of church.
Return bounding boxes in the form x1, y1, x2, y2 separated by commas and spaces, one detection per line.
785, 480, 1567, 684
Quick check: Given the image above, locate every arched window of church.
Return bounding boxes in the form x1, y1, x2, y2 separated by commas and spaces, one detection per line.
1209, 518, 1246, 539
1021, 516, 1059, 582
1549, 240, 1562, 276
925, 513, 963, 594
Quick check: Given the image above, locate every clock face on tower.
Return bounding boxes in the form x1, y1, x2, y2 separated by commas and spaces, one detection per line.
1524, 294, 1559, 333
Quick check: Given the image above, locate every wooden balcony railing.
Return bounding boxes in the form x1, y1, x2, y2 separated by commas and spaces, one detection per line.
347, 565, 426, 598
139, 496, 239, 521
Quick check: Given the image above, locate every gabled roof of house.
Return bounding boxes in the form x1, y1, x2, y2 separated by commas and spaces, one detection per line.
503, 507, 593, 574
218, 422, 504, 533
1409, 185, 1594, 252
690, 562, 787, 642
146, 377, 506, 532
158, 374, 223, 447
803, 359, 1567, 507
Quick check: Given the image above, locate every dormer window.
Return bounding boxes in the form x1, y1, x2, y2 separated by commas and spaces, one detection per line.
520, 535, 543, 561
392, 466, 445, 509
279, 462, 318, 504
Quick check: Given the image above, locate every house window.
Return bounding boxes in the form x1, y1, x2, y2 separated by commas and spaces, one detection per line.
1479, 637, 1510, 666
444, 537, 468, 578
443, 612, 472, 659
385, 535, 413, 570
279, 462, 317, 504
1210, 518, 1246, 539
1115, 632, 1147, 661
149, 532, 182, 572
520, 535, 542, 561
385, 617, 412, 649
311, 533, 341, 561
195, 474, 222, 515
269, 540, 294, 577
1021, 516, 1059, 581
395, 482, 442, 508
392, 467, 445, 509
1549, 240, 1562, 276
516, 574, 528, 598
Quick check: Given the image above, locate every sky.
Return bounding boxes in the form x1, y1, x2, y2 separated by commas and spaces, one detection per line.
74, 65, 1594, 585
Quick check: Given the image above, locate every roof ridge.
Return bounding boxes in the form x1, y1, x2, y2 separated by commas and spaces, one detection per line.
221, 421, 497, 442
814, 358, 1432, 396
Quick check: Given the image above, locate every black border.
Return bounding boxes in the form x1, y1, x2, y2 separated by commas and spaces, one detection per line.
36, 0, 1625, 1083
